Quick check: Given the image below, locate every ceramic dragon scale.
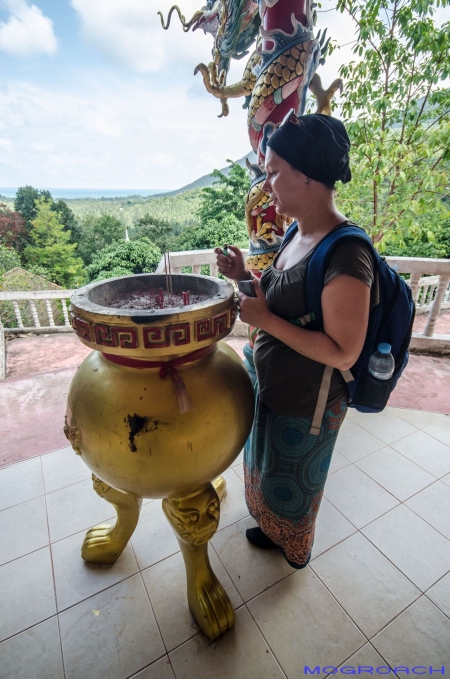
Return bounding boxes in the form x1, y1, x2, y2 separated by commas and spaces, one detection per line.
159, 0, 342, 275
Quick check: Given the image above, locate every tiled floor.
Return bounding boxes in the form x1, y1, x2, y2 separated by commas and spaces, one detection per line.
1, 407, 450, 679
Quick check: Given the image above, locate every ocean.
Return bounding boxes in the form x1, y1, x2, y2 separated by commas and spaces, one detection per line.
0, 188, 168, 200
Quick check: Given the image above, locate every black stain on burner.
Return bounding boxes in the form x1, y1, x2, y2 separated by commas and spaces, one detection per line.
126, 414, 166, 452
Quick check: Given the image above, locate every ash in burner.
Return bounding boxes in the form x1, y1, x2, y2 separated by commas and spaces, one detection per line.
108, 288, 210, 310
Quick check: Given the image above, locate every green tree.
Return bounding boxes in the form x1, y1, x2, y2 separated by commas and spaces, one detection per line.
334, 0, 450, 249
132, 215, 177, 252
197, 162, 250, 224
77, 214, 125, 264
177, 213, 248, 251
51, 200, 80, 243
23, 198, 84, 287
0, 244, 21, 277
86, 238, 161, 282
14, 185, 52, 227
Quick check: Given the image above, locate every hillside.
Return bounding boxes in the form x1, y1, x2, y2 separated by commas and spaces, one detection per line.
1, 152, 256, 231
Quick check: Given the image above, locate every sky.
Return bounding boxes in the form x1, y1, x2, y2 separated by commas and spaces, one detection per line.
0, 0, 448, 191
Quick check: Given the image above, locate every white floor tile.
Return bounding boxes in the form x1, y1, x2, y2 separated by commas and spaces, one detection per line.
141, 548, 243, 652
335, 419, 385, 462
41, 446, 91, 494
372, 596, 450, 666
328, 450, 352, 474
362, 504, 450, 591
51, 529, 139, 611
212, 516, 295, 602
442, 473, 450, 487
46, 478, 115, 543
350, 410, 417, 445
233, 465, 245, 483
426, 571, 450, 618
339, 643, 392, 671
247, 567, 365, 679
231, 450, 243, 467
0, 496, 49, 565
131, 500, 179, 570
0, 457, 43, 511
391, 430, 450, 478
311, 497, 356, 560
217, 468, 249, 531
130, 657, 176, 679
423, 416, 450, 447
59, 574, 165, 679
324, 465, 399, 529
387, 407, 446, 430
0, 547, 56, 642
311, 533, 420, 638
0, 617, 64, 679
169, 607, 286, 679
355, 447, 436, 501
405, 480, 450, 540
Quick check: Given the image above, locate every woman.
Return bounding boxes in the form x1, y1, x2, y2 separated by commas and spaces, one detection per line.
215, 112, 375, 568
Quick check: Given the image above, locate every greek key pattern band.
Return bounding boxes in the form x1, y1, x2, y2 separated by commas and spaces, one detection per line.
71, 309, 234, 350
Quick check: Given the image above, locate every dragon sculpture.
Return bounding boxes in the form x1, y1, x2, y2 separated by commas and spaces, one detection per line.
159, 0, 342, 276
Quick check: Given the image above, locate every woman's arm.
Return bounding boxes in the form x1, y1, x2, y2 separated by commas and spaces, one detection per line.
238, 274, 370, 371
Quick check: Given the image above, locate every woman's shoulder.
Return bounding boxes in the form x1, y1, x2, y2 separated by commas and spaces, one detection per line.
325, 234, 375, 287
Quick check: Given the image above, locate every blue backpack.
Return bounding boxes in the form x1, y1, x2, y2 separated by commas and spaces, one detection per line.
282, 221, 415, 433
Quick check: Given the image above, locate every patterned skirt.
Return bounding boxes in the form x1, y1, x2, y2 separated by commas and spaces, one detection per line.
244, 393, 347, 566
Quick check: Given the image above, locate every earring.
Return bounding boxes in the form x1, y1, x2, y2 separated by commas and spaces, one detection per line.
305, 177, 311, 184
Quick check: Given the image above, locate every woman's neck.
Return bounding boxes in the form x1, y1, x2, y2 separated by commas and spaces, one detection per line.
294, 207, 346, 238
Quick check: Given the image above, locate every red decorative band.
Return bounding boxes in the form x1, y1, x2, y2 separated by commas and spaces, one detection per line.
103, 345, 216, 414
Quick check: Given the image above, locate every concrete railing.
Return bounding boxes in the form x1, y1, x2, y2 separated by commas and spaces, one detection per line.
157, 250, 450, 354
0, 289, 74, 334
0, 251, 449, 379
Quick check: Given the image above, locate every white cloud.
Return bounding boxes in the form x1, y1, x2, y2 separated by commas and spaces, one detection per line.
0, 0, 57, 57
71, 0, 212, 73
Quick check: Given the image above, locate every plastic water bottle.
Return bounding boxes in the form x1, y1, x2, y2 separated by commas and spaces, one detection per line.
368, 343, 395, 380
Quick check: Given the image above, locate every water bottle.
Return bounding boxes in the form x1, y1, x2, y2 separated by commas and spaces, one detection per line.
368, 343, 395, 380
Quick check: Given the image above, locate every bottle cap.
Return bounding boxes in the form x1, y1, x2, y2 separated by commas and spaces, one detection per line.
378, 343, 391, 354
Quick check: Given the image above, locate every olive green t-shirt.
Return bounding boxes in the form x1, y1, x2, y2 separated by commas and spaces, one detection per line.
254, 226, 375, 417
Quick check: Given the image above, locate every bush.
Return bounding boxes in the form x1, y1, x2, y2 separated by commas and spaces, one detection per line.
86, 239, 161, 282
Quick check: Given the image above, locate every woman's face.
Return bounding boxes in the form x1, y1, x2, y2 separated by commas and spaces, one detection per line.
262, 148, 306, 219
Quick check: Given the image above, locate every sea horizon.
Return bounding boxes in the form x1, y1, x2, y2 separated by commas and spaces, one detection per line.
0, 188, 169, 200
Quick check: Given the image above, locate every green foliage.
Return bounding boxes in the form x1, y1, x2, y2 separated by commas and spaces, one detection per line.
334, 0, 450, 247
383, 217, 450, 257
131, 214, 178, 252
177, 214, 248, 251
86, 238, 161, 282
197, 163, 250, 224
76, 214, 125, 264
14, 185, 52, 227
177, 162, 249, 252
51, 200, 80, 243
0, 244, 21, 276
23, 199, 85, 288
67, 189, 202, 231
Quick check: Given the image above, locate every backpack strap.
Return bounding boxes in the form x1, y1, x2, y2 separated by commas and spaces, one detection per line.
306, 224, 372, 434
305, 224, 373, 330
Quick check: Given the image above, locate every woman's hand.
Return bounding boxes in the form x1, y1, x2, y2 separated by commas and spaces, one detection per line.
214, 245, 247, 282
237, 278, 272, 328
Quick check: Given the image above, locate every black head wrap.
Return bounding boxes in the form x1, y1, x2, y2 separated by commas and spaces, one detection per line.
267, 113, 351, 185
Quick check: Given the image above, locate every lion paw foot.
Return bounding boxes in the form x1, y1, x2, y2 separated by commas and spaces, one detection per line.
189, 575, 235, 640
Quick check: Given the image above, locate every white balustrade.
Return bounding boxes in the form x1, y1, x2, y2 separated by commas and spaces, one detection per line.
1, 253, 449, 354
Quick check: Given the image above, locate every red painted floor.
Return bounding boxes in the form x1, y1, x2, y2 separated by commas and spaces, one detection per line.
1, 332, 449, 468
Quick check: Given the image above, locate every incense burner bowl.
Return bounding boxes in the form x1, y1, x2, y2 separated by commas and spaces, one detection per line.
64, 273, 254, 640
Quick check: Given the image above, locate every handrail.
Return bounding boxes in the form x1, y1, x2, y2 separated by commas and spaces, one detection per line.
1, 252, 449, 354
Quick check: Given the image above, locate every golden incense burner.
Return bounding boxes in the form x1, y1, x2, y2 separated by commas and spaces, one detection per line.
64, 273, 254, 640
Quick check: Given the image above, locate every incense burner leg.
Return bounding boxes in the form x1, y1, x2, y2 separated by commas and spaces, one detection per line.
81, 474, 142, 565
163, 483, 235, 640
212, 475, 226, 502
